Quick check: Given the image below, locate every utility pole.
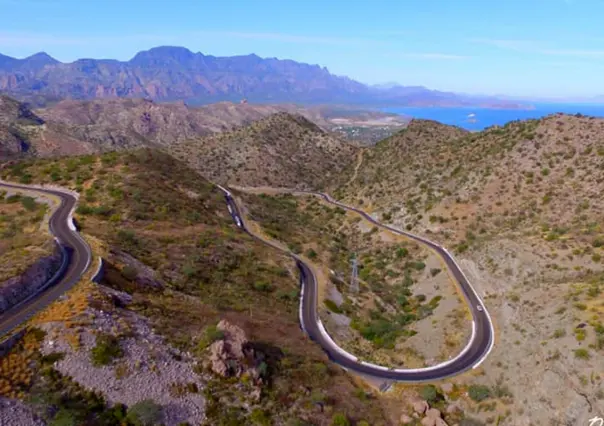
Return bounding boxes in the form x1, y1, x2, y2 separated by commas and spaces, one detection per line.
350, 254, 359, 293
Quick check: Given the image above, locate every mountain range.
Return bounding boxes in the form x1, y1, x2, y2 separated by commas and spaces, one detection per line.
0, 46, 530, 109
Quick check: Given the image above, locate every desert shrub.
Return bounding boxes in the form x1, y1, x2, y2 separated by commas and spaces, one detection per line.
20, 196, 37, 211
324, 299, 342, 314
121, 265, 138, 281
468, 384, 491, 402
250, 408, 271, 425
197, 324, 224, 351
305, 248, 318, 259
411, 261, 426, 271
574, 348, 590, 359
126, 399, 163, 426
253, 281, 274, 292
76, 204, 94, 215
331, 413, 350, 426
552, 329, 565, 338
420, 384, 441, 403
90, 333, 123, 366
430, 268, 442, 277
396, 247, 409, 258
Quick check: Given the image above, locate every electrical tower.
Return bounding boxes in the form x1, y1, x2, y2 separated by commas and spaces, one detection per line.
350, 254, 359, 293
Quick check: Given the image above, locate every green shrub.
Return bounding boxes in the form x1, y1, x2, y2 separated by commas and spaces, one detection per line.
126, 399, 163, 426
420, 384, 440, 403
90, 333, 123, 366
20, 196, 37, 211
305, 248, 318, 259
574, 348, 590, 359
396, 247, 409, 258
430, 268, 441, 277
324, 299, 342, 314
76, 204, 94, 215
122, 265, 138, 281
250, 408, 271, 425
253, 280, 273, 292
331, 413, 350, 426
197, 324, 224, 350
50, 409, 79, 426
468, 384, 491, 402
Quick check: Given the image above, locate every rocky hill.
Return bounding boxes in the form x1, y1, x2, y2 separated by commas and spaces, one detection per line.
0, 46, 529, 109
338, 114, 604, 248
336, 114, 604, 425
0, 95, 405, 160
171, 112, 358, 189
0, 149, 398, 425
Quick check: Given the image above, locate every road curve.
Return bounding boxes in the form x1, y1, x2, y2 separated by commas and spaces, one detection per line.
218, 185, 495, 382
0, 181, 92, 337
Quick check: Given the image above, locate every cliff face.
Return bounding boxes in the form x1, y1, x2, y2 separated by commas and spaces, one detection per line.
0, 244, 63, 314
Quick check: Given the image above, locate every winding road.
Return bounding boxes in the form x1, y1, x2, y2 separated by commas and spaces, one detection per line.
0, 182, 92, 337
218, 185, 495, 382
1, 179, 494, 382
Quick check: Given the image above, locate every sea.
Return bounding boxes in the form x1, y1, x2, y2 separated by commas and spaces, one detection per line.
383, 103, 604, 131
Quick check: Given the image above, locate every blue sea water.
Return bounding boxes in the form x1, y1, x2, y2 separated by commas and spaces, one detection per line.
383, 104, 604, 131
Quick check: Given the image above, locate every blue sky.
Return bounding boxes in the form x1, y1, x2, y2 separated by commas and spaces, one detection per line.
1, 0, 604, 98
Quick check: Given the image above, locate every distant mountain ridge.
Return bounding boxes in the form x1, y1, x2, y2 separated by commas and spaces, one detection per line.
0, 46, 530, 109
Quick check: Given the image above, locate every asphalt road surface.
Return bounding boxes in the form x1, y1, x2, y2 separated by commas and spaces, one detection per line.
219, 186, 495, 382
0, 182, 92, 337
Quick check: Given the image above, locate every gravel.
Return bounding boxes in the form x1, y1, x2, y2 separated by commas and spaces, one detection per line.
0, 397, 44, 426
39, 287, 206, 426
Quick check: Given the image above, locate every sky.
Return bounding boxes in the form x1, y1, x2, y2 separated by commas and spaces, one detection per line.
1, 0, 604, 98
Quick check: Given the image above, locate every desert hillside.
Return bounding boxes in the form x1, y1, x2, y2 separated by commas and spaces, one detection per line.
0, 95, 405, 161
0, 149, 395, 425
171, 112, 358, 189
336, 113, 604, 425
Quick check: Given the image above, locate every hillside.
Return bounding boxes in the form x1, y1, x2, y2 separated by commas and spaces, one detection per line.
0, 95, 44, 158
338, 114, 604, 248
336, 114, 604, 425
0, 95, 405, 160
0, 46, 530, 109
0, 149, 396, 425
171, 112, 358, 188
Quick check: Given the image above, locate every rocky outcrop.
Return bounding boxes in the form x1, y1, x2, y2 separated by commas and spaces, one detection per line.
408, 398, 450, 426
0, 243, 64, 314
207, 320, 267, 386
111, 249, 164, 290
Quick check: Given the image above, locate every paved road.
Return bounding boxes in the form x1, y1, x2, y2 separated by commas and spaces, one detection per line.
0, 182, 92, 337
218, 186, 495, 382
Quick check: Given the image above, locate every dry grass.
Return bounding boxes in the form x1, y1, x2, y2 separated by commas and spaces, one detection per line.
0, 192, 53, 282
0, 330, 41, 399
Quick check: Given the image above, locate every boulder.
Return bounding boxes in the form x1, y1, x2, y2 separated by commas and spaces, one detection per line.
207, 320, 263, 381
440, 383, 453, 393
400, 414, 413, 424
426, 408, 442, 419
446, 403, 462, 414
216, 319, 249, 359
411, 398, 429, 415
421, 417, 437, 426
